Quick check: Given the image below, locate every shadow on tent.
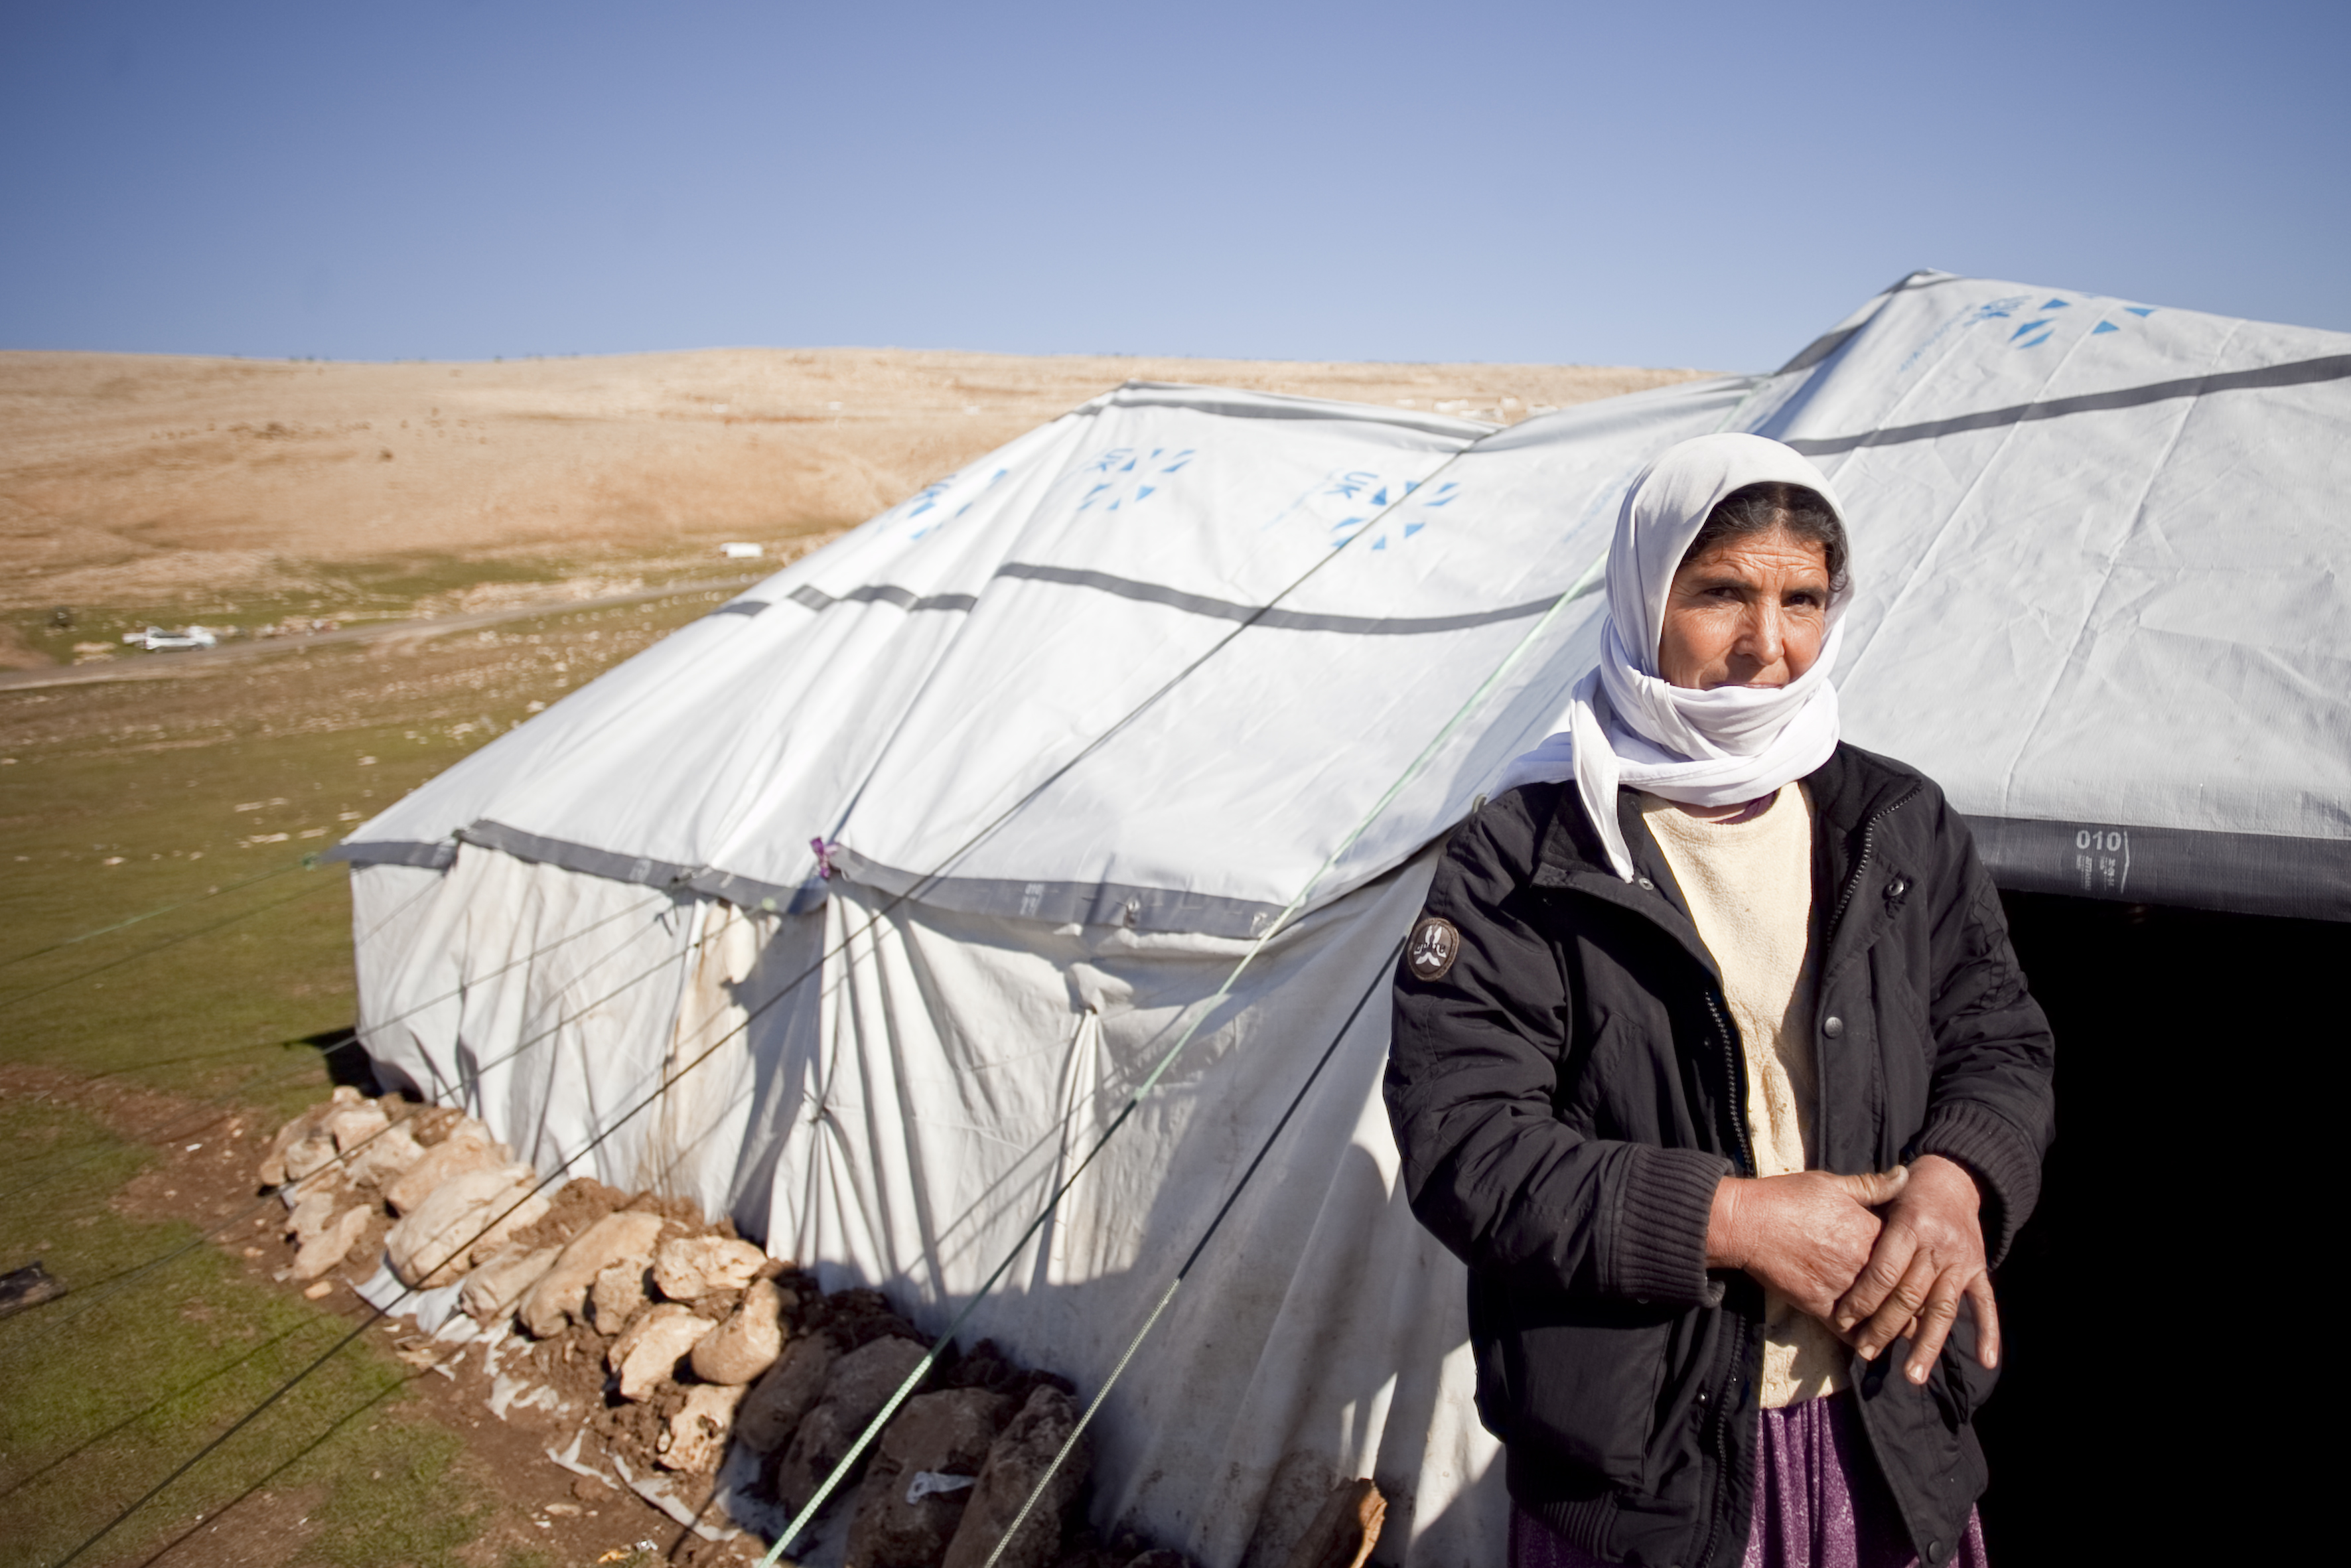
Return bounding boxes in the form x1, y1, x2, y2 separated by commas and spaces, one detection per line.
1976, 891, 2339, 1567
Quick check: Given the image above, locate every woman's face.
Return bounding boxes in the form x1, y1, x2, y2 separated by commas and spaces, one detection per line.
1656, 525, 1831, 690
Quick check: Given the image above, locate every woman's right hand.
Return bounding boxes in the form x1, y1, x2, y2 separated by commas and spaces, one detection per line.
1705, 1168, 1908, 1325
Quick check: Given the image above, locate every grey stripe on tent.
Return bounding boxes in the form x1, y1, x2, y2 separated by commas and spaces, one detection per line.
1775, 324, 1867, 378
326, 838, 458, 870
827, 845, 1289, 940
788, 563, 1560, 637
1785, 354, 2351, 457
458, 821, 699, 892
1079, 384, 1494, 440
687, 866, 830, 915
787, 583, 981, 614
340, 817, 2348, 930
1968, 816, 2351, 922
1772, 272, 1963, 378
993, 564, 1562, 635
709, 600, 769, 618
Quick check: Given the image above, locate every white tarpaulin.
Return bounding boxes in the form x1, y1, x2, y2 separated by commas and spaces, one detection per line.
339, 271, 2351, 1568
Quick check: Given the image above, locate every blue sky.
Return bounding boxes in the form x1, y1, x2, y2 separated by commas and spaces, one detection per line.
3, 1, 2344, 372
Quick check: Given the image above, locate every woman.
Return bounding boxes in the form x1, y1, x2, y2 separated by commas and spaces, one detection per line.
1386, 434, 2054, 1568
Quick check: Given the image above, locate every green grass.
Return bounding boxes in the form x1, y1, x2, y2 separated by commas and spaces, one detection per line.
0, 720, 491, 1565
0, 587, 732, 1563
0, 1094, 482, 1568
0, 723, 443, 1109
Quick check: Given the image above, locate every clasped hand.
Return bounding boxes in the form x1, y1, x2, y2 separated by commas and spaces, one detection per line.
1703, 1155, 1997, 1384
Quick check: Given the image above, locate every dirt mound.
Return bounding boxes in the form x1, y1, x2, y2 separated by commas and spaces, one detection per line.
0, 347, 1713, 619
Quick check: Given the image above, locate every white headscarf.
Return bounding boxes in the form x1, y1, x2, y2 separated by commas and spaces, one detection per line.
1494, 432, 1853, 881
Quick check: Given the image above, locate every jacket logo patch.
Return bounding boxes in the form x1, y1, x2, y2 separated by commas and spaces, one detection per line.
1407, 916, 1462, 983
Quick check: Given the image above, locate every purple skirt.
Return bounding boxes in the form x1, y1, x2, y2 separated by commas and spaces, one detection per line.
1508, 1393, 1989, 1568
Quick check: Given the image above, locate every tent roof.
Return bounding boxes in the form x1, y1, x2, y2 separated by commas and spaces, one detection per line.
341, 273, 2351, 922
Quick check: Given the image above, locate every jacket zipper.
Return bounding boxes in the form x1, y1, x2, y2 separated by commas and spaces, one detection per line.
1695, 1311, 1749, 1568
1703, 989, 1756, 1178
1825, 786, 1922, 952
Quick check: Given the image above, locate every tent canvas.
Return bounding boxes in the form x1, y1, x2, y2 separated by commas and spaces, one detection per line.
336, 270, 2351, 1567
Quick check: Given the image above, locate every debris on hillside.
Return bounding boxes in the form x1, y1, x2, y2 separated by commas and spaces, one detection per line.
121, 624, 220, 652
256, 1088, 1354, 1568
0, 1259, 68, 1319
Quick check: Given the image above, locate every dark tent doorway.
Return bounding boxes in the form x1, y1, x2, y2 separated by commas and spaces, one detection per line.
1975, 891, 2344, 1565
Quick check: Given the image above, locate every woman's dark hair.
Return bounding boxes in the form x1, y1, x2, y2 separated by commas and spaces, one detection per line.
1681, 481, 1848, 592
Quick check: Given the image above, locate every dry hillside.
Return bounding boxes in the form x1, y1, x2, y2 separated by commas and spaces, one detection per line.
0, 347, 1711, 658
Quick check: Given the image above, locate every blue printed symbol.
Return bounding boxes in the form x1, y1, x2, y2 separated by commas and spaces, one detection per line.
1075, 447, 1193, 514
906, 466, 1012, 539
1270, 469, 1462, 553
1340, 479, 1460, 551
1998, 295, 2157, 351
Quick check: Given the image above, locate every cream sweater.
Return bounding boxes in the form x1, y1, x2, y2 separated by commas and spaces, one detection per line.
1640, 784, 1847, 1407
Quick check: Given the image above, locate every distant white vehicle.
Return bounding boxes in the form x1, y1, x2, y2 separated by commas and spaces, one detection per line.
719, 541, 764, 559
125, 625, 218, 652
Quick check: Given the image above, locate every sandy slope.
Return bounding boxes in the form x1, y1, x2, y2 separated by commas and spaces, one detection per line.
0, 347, 1712, 616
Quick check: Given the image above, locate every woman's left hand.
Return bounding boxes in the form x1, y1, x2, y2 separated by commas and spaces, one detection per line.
1831, 1154, 1998, 1384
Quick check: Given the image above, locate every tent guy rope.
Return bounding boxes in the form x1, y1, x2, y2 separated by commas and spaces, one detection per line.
40, 433, 1498, 1565
754, 494, 1590, 1568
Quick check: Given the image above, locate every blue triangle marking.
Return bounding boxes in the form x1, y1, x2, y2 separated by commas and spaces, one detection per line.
2124, 306, 2155, 317
2021, 330, 2054, 348
1372, 536, 1388, 550
1370, 488, 1388, 506
1403, 522, 1424, 538
2092, 320, 2119, 335
2042, 298, 2070, 309
2010, 319, 2051, 341
1135, 485, 1155, 501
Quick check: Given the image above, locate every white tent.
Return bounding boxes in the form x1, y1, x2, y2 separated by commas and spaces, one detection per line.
337, 271, 2351, 1568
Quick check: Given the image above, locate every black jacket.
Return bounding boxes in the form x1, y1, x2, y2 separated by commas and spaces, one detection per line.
1386, 744, 2054, 1568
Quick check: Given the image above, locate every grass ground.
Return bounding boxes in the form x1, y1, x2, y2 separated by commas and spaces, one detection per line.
2, 545, 768, 665
0, 581, 740, 1567
0, 1088, 485, 1568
